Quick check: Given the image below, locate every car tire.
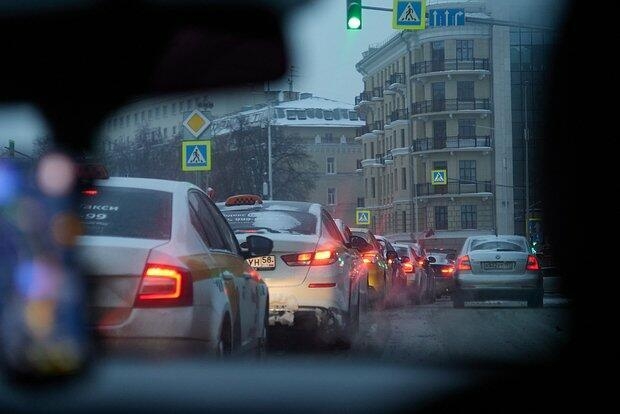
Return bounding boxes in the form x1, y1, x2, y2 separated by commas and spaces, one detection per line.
527, 288, 544, 308
452, 290, 465, 308
256, 304, 269, 360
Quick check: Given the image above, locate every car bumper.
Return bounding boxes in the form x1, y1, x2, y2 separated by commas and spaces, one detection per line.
456, 273, 541, 290
93, 306, 218, 354
268, 306, 346, 330
454, 287, 540, 302
435, 277, 455, 294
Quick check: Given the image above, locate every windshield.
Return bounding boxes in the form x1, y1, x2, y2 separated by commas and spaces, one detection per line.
0, 0, 575, 411
221, 209, 317, 235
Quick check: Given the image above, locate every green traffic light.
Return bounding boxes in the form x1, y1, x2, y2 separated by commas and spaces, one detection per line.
348, 16, 361, 29
346, 0, 362, 30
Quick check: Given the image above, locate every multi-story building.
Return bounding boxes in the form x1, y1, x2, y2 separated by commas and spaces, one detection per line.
354, 0, 557, 250
211, 93, 365, 224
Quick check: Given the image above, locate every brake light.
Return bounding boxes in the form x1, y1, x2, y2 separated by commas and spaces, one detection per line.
457, 255, 472, 271
282, 250, 337, 266
362, 251, 378, 265
135, 264, 193, 307
402, 262, 414, 273
418, 260, 425, 266
81, 188, 98, 196
526, 255, 540, 271
441, 266, 455, 275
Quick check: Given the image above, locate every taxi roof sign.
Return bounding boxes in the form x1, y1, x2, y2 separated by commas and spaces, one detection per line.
225, 194, 263, 207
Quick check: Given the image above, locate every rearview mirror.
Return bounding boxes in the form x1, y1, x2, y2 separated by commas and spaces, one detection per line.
245, 235, 273, 257
350, 235, 372, 253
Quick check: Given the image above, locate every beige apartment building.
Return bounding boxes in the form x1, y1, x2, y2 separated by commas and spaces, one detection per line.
212, 93, 365, 225
355, 0, 511, 248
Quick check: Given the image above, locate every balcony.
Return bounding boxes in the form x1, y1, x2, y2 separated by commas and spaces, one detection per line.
387, 108, 409, 125
361, 157, 383, 168
371, 120, 385, 133
412, 135, 492, 153
415, 181, 493, 198
411, 59, 490, 79
411, 99, 491, 117
356, 159, 363, 173
372, 87, 384, 100
354, 91, 373, 107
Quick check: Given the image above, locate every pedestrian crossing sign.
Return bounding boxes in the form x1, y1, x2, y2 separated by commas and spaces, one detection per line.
393, 0, 426, 30
356, 209, 371, 225
182, 140, 211, 171
431, 169, 447, 185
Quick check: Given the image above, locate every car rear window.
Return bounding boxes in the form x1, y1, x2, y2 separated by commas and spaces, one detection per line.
80, 187, 172, 239
396, 247, 410, 257
470, 240, 526, 252
221, 209, 317, 235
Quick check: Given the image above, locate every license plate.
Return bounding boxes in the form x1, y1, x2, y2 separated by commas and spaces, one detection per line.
247, 255, 276, 270
482, 261, 514, 271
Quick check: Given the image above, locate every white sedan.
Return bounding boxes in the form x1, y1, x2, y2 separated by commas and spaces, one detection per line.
78, 177, 272, 357
218, 195, 367, 347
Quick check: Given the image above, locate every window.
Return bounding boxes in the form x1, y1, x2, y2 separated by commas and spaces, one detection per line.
201, 193, 239, 254
357, 197, 365, 207
457, 81, 475, 101
371, 177, 376, 198
163, 127, 168, 138
370, 142, 374, 158
402, 211, 407, 232
321, 211, 344, 243
400, 129, 405, 148
461, 205, 477, 229
163, 105, 168, 116
459, 160, 476, 184
431, 41, 445, 71
306, 108, 314, 118
148, 109, 153, 120
172, 125, 177, 135
456, 40, 474, 61
401, 167, 407, 190
327, 188, 336, 205
286, 110, 296, 120
277, 108, 286, 118
324, 110, 333, 120
435, 206, 448, 230
155, 107, 160, 118
315, 109, 323, 119
349, 111, 358, 121
188, 191, 227, 250
458, 119, 476, 138
332, 109, 340, 120
297, 109, 307, 120
394, 169, 398, 191
326, 157, 335, 174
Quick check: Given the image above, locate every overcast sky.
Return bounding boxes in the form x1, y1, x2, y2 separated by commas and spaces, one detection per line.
273, 0, 397, 103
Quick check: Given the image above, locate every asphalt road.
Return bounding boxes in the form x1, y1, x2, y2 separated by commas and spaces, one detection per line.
268, 294, 572, 366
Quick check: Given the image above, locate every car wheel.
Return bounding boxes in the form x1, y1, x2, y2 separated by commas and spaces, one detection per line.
452, 290, 465, 308
527, 288, 544, 308
256, 305, 269, 360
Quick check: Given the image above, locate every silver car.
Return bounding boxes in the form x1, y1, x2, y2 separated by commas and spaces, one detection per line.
453, 235, 543, 308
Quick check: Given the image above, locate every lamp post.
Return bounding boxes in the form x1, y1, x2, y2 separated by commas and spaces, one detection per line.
523, 81, 530, 241
267, 103, 274, 200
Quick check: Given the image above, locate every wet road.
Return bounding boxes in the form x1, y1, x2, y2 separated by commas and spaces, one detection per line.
268, 295, 572, 366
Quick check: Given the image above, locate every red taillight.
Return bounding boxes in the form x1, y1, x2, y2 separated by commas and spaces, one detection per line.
282, 250, 337, 266
457, 255, 472, 271
308, 283, 336, 288
417, 260, 425, 266
402, 262, 414, 273
526, 255, 540, 271
81, 189, 98, 196
441, 266, 455, 275
362, 251, 378, 265
135, 264, 193, 307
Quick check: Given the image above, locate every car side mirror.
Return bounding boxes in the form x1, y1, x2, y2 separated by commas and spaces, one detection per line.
386, 251, 398, 261
427, 256, 437, 264
245, 235, 273, 257
350, 235, 372, 253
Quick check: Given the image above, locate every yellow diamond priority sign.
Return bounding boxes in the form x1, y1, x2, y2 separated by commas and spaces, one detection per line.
183, 109, 211, 138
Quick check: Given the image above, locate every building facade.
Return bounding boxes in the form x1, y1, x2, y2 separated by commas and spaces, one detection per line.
211, 94, 365, 225
354, 0, 556, 249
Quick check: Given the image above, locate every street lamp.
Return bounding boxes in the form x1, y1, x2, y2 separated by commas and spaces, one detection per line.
523, 81, 530, 241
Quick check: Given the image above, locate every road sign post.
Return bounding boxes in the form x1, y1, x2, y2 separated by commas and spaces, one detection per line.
182, 140, 212, 172
355, 209, 371, 226
392, 0, 426, 30
431, 169, 447, 186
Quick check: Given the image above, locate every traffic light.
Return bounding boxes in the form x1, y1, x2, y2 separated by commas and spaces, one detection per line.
346, 0, 362, 30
